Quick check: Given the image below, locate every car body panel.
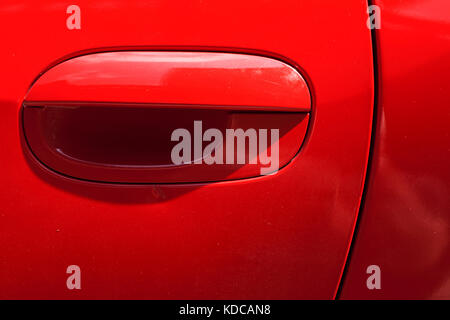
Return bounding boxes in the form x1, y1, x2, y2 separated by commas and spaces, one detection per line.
0, 0, 375, 299
341, 0, 450, 299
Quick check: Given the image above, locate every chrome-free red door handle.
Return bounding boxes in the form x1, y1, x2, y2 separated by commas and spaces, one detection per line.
23, 51, 311, 183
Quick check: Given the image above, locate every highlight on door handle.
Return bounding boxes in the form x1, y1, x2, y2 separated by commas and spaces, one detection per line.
22, 51, 311, 183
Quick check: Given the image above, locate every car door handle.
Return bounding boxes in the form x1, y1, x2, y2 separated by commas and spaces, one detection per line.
22, 51, 311, 183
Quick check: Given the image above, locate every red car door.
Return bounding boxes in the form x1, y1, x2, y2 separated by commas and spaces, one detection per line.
0, 1, 373, 298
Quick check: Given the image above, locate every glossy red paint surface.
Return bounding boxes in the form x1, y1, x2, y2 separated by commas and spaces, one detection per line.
341, 0, 450, 299
25, 51, 311, 112
0, 1, 373, 299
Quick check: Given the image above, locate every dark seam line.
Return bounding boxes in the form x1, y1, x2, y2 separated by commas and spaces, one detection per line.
335, 0, 380, 299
